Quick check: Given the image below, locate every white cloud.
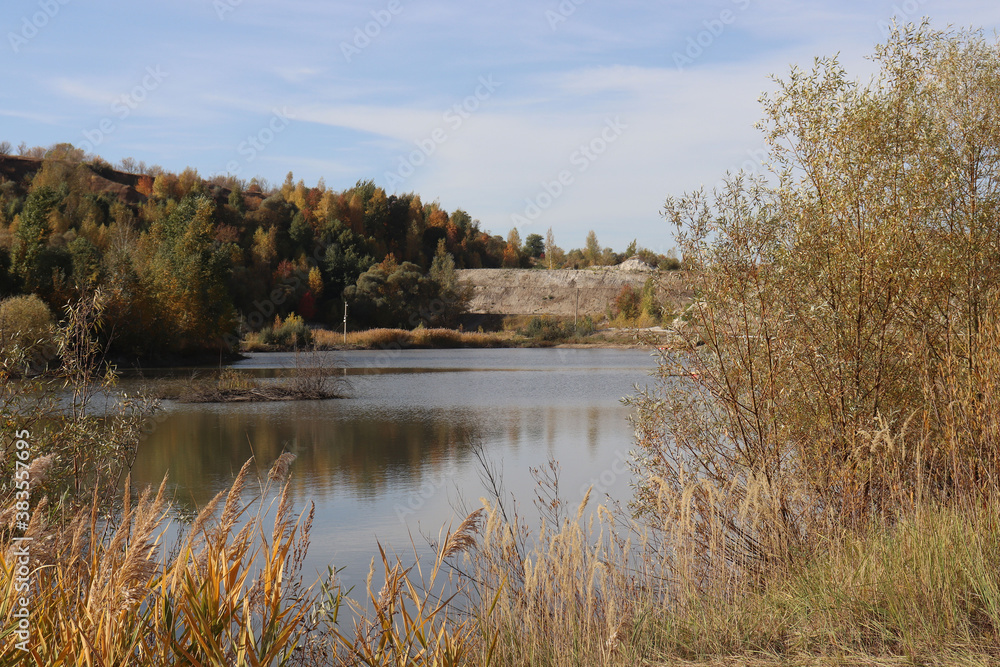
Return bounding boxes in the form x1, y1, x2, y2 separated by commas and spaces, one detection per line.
4, 1, 1000, 250
49, 78, 117, 107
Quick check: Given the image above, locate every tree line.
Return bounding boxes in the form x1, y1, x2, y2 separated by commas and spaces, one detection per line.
0, 147, 672, 357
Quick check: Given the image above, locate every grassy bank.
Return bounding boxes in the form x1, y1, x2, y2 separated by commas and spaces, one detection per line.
4, 455, 999, 665
241, 322, 677, 352
449, 493, 1000, 666
241, 326, 514, 351
333, 326, 513, 350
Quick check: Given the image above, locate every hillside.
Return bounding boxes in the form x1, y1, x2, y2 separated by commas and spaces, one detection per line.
457, 265, 693, 317
0, 151, 514, 357
0, 147, 684, 357
0, 155, 266, 208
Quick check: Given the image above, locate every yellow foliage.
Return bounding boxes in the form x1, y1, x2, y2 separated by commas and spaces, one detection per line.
308, 266, 323, 297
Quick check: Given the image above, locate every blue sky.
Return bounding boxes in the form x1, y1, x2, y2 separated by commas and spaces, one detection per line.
2, 1, 999, 252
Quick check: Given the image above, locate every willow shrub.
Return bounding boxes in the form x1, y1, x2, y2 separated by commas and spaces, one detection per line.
0, 295, 55, 375
631, 23, 1000, 600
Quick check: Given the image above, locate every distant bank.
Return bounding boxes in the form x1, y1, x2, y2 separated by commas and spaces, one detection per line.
456, 265, 693, 318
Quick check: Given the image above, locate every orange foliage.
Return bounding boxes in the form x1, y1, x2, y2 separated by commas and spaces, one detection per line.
274, 259, 297, 282
501, 244, 520, 268
376, 253, 399, 275
426, 208, 449, 228
136, 175, 153, 197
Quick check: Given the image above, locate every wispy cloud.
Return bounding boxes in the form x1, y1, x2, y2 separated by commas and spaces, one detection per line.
49, 78, 118, 107
1, 1, 997, 249
0, 108, 66, 125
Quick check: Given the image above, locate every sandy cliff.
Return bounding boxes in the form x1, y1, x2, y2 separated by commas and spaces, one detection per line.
456, 265, 693, 317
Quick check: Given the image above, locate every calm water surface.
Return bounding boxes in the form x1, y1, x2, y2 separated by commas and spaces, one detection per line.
131, 348, 656, 586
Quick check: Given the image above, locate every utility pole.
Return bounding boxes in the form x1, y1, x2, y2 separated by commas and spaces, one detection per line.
343, 300, 348, 345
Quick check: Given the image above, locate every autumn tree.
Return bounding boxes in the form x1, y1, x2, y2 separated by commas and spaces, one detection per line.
633, 24, 1000, 590
543, 227, 566, 269
345, 257, 436, 329
502, 228, 523, 268
44, 143, 85, 162
151, 173, 179, 200
136, 175, 154, 197
251, 227, 278, 268
11, 186, 62, 294
280, 171, 295, 201
176, 167, 202, 198
0, 294, 54, 370
583, 229, 601, 266
145, 195, 236, 351
307, 266, 324, 299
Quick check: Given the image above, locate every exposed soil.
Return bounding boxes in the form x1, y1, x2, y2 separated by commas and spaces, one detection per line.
456, 267, 695, 317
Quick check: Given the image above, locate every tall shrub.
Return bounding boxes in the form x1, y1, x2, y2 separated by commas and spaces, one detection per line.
0, 294, 55, 373
632, 24, 1000, 595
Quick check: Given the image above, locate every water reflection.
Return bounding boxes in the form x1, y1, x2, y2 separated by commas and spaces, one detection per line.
130, 349, 655, 580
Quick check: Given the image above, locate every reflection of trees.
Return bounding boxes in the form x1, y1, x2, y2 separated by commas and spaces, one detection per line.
587, 407, 600, 455
130, 404, 486, 512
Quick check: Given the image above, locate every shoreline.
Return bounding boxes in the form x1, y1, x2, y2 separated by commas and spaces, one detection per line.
239, 326, 678, 354
85, 327, 679, 372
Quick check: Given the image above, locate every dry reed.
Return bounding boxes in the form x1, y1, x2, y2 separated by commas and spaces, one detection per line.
314, 327, 511, 350
0, 454, 315, 666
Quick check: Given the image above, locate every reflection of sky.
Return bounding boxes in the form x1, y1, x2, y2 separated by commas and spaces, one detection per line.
131, 348, 656, 587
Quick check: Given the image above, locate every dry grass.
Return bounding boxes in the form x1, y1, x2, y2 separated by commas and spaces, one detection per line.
456, 497, 659, 667
5, 457, 999, 665
249, 323, 655, 352
442, 477, 1000, 667
313, 327, 513, 350
321, 520, 482, 666
161, 352, 348, 403
0, 455, 315, 666
606, 310, 661, 330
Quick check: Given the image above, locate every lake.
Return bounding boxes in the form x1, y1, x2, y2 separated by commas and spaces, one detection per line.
129, 348, 658, 588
